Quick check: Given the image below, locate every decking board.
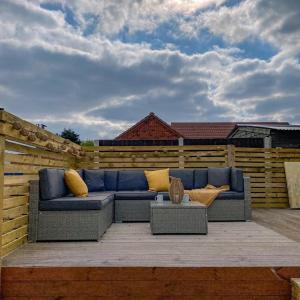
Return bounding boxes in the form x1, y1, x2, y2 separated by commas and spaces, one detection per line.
3, 221, 300, 267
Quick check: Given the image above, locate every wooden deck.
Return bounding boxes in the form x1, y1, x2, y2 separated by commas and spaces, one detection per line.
3, 210, 300, 267
253, 208, 300, 243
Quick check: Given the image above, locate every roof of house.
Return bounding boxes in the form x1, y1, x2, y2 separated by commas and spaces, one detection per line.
114, 112, 291, 140
171, 122, 290, 139
229, 123, 300, 139
235, 124, 300, 131
115, 112, 182, 140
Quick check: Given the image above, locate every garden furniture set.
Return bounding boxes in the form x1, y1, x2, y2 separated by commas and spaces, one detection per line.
28, 168, 251, 241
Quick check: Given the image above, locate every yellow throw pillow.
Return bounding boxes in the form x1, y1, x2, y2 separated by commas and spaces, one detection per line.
64, 169, 88, 197
144, 168, 170, 192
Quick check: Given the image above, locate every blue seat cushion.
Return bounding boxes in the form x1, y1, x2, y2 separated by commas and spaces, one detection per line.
231, 168, 244, 192
194, 170, 208, 189
117, 170, 148, 191
114, 191, 157, 200
39, 168, 68, 200
104, 171, 118, 191
170, 169, 194, 190
39, 192, 114, 211
208, 167, 230, 187
216, 191, 244, 200
84, 169, 105, 192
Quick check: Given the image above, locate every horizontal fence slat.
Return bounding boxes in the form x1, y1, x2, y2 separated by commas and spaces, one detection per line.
3, 185, 29, 198
1, 235, 27, 257
2, 215, 28, 235
2, 225, 28, 246
83, 145, 227, 151
4, 175, 39, 185
5, 141, 73, 161
3, 195, 28, 210
3, 204, 28, 221
5, 153, 72, 167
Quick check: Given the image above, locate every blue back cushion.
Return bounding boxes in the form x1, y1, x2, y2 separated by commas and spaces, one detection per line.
194, 170, 208, 188
77, 169, 83, 178
208, 167, 230, 187
170, 169, 194, 190
231, 168, 244, 192
83, 169, 105, 192
104, 171, 118, 191
117, 170, 148, 191
39, 168, 68, 200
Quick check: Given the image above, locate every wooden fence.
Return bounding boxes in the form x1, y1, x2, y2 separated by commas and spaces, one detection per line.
0, 110, 79, 258
1, 109, 300, 258
80, 144, 300, 208
234, 147, 293, 208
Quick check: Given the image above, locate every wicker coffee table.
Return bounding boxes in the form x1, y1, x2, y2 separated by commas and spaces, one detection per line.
150, 201, 207, 234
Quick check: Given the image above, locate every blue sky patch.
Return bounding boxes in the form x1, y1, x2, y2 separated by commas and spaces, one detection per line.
224, 0, 243, 8
117, 23, 226, 55
40, 2, 79, 28
82, 13, 99, 36
236, 38, 278, 60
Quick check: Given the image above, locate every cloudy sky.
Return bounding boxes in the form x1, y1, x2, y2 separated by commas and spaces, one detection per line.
1, 0, 300, 139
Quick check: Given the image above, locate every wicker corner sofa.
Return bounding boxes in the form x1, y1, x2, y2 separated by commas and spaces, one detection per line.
28, 168, 251, 242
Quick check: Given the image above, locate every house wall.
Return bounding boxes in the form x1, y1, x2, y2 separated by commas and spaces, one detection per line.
116, 116, 180, 140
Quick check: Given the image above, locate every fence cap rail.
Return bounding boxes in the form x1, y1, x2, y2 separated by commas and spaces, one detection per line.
82, 145, 228, 151
0, 110, 82, 155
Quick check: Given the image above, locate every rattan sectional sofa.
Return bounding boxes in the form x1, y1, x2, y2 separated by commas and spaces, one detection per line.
28, 168, 251, 242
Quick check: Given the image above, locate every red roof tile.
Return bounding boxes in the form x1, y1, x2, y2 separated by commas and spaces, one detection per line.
114, 112, 290, 140
171, 122, 290, 139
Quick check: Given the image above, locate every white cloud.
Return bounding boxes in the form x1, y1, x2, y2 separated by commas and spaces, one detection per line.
199, 0, 300, 51
35, 0, 226, 36
0, 0, 300, 139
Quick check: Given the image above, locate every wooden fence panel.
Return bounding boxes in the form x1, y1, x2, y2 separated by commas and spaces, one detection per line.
2, 141, 76, 257
81, 145, 295, 208
234, 147, 300, 208
0, 110, 78, 258
80, 145, 228, 170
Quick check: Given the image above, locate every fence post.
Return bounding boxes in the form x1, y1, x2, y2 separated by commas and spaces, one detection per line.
227, 144, 235, 167
0, 134, 5, 292
264, 148, 273, 208
178, 138, 184, 169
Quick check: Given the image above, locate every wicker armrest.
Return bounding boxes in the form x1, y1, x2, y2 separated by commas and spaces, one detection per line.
28, 180, 40, 242
243, 176, 251, 220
